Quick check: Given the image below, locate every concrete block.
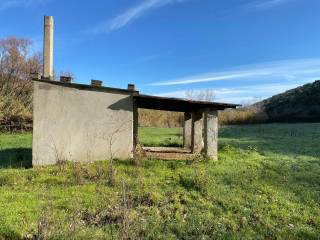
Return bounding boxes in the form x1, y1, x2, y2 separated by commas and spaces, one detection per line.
60, 76, 72, 83
128, 84, 136, 91
91, 80, 103, 87
31, 72, 41, 80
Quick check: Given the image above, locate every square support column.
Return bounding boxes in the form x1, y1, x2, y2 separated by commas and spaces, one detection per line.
204, 109, 218, 160
133, 99, 139, 151
191, 111, 204, 153
183, 112, 192, 150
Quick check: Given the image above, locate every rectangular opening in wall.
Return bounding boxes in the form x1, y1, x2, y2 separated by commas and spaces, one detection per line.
138, 109, 194, 160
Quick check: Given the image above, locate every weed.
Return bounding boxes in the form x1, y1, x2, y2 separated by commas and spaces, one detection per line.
133, 144, 145, 166
0, 175, 13, 186
179, 169, 209, 193
71, 163, 87, 185
107, 163, 117, 187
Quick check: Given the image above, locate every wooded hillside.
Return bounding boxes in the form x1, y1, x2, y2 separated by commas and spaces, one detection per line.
258, 80, 320, 122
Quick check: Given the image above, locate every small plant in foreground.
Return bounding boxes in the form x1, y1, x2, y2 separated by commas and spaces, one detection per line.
107, 162, 117, 187
71, 163, 87, 185
179, 169, 209, 193
133, 144, 146, 166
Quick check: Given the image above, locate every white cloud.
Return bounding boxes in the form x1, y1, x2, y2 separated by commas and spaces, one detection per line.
247, 0, 294, 10
150, 58, 320, 86
0, 0, 48, 11
91, 0, 188, 33
135, 51, 172, 63
154, 82, 304, 104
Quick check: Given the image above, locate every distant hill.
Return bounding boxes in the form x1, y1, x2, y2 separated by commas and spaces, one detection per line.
220, 80, 320, 125
255, 80, 320, 122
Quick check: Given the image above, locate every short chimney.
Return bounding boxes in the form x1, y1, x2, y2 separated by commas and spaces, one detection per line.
43, 16, 54, 80
31, 72, 41, 80
60, 76, 72, 83
127, 84, 136, 91
91, 80, 103, 87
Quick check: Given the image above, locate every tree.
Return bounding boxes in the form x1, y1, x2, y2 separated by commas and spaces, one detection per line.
185, 89, 216, 102
0, 37, 42, 126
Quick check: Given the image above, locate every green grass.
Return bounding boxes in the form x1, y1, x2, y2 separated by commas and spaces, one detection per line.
0, 123, 319, 239
139, 127, 183, 147
0, 133, 32, 168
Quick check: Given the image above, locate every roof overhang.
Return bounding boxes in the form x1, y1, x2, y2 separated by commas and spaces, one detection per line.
33, 79, 138, 95
32, 79, 240, 112
134, 94, 240, 112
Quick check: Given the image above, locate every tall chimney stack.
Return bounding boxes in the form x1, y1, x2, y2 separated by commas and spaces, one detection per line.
43, 16, 54, 80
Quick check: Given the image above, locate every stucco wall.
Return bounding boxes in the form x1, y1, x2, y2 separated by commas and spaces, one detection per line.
32, 81, 134, 166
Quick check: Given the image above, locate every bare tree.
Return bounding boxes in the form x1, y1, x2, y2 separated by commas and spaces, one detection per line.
185, 89, 195, 100
103, 119, 131, 186
185, 89, 216, 102
0, 37, 42, 126
0, 37, 41, 94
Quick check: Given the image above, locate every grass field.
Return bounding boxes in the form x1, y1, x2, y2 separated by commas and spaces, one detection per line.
0, 123, 319, 239
0, 133, 31, 168
139, 127, 183, 147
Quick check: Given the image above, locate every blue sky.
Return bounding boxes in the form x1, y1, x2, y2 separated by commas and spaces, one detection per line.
1, 0, 320, 103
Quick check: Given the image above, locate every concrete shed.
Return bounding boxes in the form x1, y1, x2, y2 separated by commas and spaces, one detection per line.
32, 78, 239, 166
32, 15, 239, 166
32, 79, 137, 165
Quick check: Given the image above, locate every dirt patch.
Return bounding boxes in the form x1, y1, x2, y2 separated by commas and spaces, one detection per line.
143, 147, 195, 160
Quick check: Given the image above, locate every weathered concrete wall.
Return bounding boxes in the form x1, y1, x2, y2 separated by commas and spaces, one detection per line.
33, 81, 134, 166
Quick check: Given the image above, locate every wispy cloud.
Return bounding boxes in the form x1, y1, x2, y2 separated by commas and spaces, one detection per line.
91, 0, 188, 33
155, 82, 305, 104
246, 0, 294, 10
150, 58, 320, 86
135, 51, 172, 63
0, 0, 48, 11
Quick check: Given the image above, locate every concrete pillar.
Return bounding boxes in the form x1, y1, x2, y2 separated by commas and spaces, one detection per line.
183, 112, 192, 150
204, 109, 218, 160
133, 99, 139, 150
43, 16, 54, 79
191, 111, 204, 153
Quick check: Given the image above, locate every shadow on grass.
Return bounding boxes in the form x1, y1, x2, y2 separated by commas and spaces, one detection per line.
219, 124, 320, 158
0, 148, 32, 168
0, 227, 21, 240
146, 142, 183, 148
